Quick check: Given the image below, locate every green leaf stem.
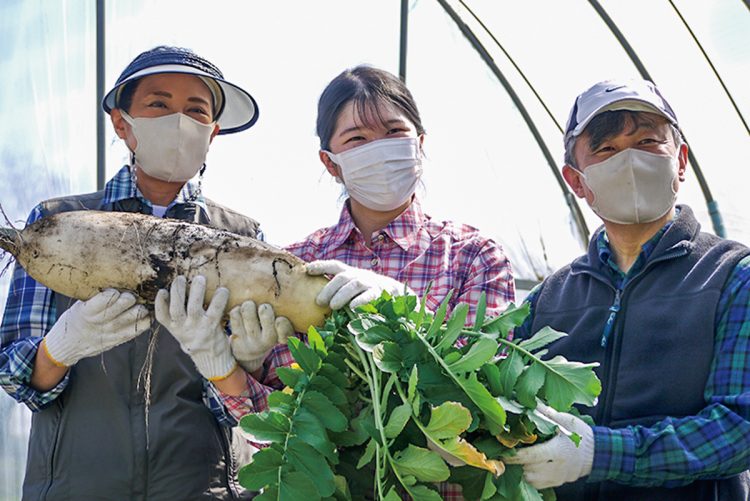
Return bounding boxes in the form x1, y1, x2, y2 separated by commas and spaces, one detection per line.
237, 293, 600, 500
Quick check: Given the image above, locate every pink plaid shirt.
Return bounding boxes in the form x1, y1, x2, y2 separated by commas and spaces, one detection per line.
221, 198, 515, 499
287, 198, 515, 324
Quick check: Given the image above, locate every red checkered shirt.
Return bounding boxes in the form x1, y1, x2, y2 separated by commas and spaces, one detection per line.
287, 198, 515, 324
221, 198, 515, 499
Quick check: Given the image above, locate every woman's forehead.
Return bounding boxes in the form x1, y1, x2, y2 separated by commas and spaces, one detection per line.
134, 73, 212, 97
336, 99, 409, 132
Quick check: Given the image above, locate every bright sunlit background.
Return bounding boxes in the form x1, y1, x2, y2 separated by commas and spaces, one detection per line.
1, 1, 748, 497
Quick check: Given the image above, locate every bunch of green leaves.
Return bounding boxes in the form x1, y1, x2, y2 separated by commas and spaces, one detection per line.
238, 292, 601, 500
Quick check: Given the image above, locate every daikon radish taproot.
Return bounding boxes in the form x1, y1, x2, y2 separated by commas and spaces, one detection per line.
0, 210, 329, 331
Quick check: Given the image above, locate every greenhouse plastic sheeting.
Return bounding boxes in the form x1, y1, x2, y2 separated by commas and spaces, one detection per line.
1, 1, 747, 498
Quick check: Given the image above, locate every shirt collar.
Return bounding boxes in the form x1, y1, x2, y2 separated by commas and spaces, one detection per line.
100, 165, 207, 212
597, 208, 679, 277
326, 197, 426, 251
326, 202, 360, 249
382, 198, 425, 251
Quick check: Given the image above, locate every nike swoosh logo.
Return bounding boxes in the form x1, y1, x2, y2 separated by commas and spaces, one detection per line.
605, 85, 626, 92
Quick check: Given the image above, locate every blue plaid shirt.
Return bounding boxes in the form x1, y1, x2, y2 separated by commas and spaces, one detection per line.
518, 219, 750, 486
0, 165, 248, 426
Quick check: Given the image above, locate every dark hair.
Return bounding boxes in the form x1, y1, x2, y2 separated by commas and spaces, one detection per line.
117, 79, 140, 113
565, 110, 683, 167
316, 65, 425, 150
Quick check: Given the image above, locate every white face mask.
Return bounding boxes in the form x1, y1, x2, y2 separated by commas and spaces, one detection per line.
575, 148, 679, 224
325, 137, 423, 211
121, 111, 214, 183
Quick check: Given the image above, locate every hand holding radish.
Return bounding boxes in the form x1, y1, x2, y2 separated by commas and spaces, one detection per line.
42, 289, 151, 367
229, 301, 294, 373
307, 260, 415, 310
0, 211, 331, 333
155, 275, 237, 382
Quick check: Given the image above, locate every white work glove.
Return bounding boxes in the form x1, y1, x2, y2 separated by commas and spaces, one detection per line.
306, 259, 414, 310
43, 289, 150, 367
229, 301, 294, 373
504, 403, 595, 489
155, 275, 237, 381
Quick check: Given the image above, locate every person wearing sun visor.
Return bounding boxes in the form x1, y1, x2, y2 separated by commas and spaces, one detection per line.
0, 45, 283, 500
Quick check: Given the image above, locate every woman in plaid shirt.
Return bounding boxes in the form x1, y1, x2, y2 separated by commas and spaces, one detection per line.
223, 65, 515, 500
288, 65, 515, 324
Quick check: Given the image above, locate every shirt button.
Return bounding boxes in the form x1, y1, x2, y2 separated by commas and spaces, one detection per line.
377, 234, 385, 241
370, 257, 379, 267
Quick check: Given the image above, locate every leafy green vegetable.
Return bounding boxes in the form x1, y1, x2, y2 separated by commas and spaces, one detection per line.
425, 402, 471, 439
384, 403, 412, 439
392, 445, 450, 483
239, 293, 600, 500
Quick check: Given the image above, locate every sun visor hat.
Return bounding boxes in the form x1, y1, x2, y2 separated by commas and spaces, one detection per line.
102, 46, 258, 134
564, 79, 678, 142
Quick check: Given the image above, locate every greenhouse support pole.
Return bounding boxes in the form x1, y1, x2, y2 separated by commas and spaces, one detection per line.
96, 0, 105, 190
668, 0, 747, 135
399, 0, 408, 82
589, 0, 725, 237
436, 0, 590, 248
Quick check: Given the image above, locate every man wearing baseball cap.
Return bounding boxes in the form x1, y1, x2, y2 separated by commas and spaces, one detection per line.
0, 45, 285, 500
506, 79, 750, 500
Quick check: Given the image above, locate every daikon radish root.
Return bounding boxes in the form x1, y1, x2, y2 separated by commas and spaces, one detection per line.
0, 210, 329, 332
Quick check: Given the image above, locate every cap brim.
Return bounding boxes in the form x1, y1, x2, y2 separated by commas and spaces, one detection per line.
566, 99, 677, 142
102, 64, 258, 134
564, 79, 679, 141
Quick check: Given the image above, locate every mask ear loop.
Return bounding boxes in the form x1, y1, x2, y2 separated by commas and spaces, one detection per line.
417, 134, 427, 159
188, 164, 207, 202
129, 154, 139, 196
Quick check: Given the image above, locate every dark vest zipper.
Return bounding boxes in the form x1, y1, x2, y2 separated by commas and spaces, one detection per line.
583, 247, 688, 420
600, 288, 622, 348
586, 248, 689, 501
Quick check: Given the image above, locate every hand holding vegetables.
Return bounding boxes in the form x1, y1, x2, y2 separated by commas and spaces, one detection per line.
504, 403, 594, 489
238, 295, 602, 499
155, 275, 237, 381
229, 301, 294, 373
43, 289, 151, 367
307, 259, 414, 309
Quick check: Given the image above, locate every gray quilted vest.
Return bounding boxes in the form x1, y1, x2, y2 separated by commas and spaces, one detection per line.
22, 190, 259, 501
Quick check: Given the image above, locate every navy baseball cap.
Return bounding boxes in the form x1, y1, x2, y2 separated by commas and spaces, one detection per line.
564, 79, 678, 142
102, 46, 258, 134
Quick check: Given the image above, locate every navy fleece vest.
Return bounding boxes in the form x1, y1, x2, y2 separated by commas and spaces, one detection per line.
530, 205, 750, 501
22, 190, 259, 501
